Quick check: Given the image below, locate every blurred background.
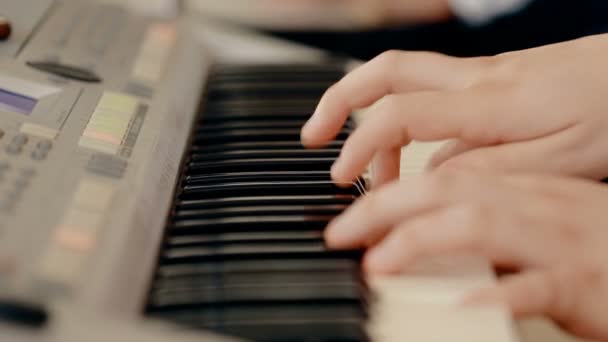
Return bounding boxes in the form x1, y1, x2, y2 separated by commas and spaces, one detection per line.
185, 0, 608, 60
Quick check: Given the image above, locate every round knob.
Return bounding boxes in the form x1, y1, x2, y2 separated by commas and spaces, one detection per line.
0, 16, 12, 41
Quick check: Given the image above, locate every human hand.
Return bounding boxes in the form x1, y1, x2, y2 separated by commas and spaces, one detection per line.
325, 169, 608, 340
301, 34, 608, 188
189, 0, 451, 30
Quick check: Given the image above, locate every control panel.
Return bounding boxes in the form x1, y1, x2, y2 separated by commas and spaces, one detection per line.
0, 0, 210, 332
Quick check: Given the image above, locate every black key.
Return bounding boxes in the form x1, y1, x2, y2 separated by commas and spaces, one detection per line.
150, 281, 364, 307
173, 204, 347, 220
167, 231, 325, 247
176, 195, 357, 211
154, 269, 361, 289
198, 120, 312, 130
180, 181, 360, 199
190, 149, 340, 162
170, 215, 333, 235
157, 259, 361, 278
203, 99, 320, 116
193, 128, 351, 144
186, 158, 337, 174
190, 141, 345, 154
162, 241, 362, 263
184, 171, 333, 185
0, 299, 49, 328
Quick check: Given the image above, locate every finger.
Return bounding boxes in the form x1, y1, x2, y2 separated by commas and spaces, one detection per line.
427, 140, 478, 170
370, 147, 402, 188
363, 201, 562, 274
464, 270, 559, 317
325, 174, 452, 249
363, 205, 492, 274
301, 51, 485, 147
331, 89, 505, 183
437, 123, 583, 175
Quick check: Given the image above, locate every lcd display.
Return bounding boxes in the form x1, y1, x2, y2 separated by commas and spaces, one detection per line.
0, 88, 37, 115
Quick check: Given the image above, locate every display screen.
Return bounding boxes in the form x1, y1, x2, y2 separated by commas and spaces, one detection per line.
0, 88, 38, 115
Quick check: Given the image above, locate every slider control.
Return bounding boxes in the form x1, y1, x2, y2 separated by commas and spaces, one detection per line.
27, 61, 102, 83
0, 16, 11, 41
0, 299, 49, 328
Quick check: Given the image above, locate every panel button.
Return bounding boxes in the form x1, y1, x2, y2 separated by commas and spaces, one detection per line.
11, 134, 28, 146
0, 161, 9, 172
13, 177, 30, 189
0, 199, 13, 213
20, 124, 58, 140
79, 92, 139, 155
19, 167, 36, 178
31, 149, 48, 161
132, 23, 176, 85
0, 17, 11, 41
5, 143, 22, 155
37, 179, 116, 292
0, 299, 48, 328
36, 140, 53, 151
86, 154, 128, 178
26, 61, 102, 83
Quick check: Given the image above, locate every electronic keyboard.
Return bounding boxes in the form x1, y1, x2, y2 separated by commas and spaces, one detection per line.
0, 0, 527, 341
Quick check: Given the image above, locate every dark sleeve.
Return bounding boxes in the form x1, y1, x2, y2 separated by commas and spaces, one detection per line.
267, 0, 608, 60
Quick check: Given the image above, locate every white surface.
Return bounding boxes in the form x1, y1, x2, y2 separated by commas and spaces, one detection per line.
449, 0, 533, 24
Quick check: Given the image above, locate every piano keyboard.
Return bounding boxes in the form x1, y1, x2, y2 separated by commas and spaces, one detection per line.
145, 64, 371, 341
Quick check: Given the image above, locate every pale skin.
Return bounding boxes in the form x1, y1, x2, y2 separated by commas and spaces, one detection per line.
300, 33, 608, 340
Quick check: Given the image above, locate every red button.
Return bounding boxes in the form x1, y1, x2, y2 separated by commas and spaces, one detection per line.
0, 16, 12, 41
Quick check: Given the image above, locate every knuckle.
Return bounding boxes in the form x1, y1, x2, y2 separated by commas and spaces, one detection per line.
323, 83, 342, 101
375, 50, 402, 67
456, 203, 491, 249
466, 53, 522, 90
396, 226, 423, 253
547, 268, 583, 322
374, 94, 401, 116
423, 172, 452, 199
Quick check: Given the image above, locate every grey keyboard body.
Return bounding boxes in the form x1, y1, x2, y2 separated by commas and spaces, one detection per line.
0, 0, 239, 341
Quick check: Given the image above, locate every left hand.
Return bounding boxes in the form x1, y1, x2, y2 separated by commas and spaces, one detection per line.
325, 169, 608, 340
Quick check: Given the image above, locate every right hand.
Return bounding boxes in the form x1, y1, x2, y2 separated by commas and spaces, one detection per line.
301, 34, 608, 188
325, 169, 608, 341
191, 0, 452, 30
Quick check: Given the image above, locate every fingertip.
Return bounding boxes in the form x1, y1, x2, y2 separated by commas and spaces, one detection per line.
330, 160, 354, 184
324, 221, 353, 249
323, 225, 341, 248
300, 121, 320, 147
